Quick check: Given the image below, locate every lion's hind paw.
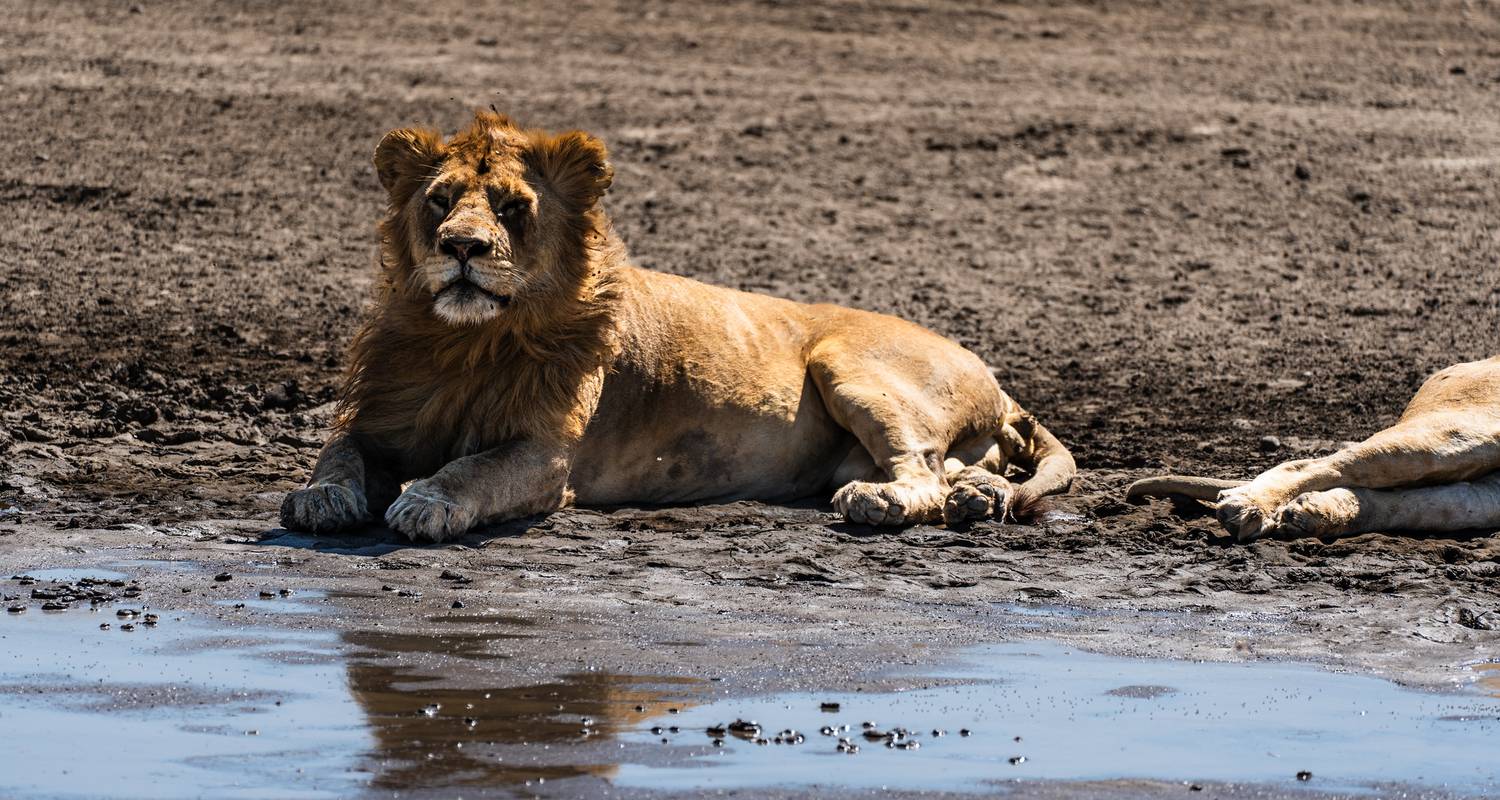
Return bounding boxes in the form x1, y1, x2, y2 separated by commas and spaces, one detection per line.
942, 470, 1011, 524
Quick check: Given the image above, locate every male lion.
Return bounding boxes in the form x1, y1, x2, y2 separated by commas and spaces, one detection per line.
280, 111, 1075, 542
1128, 357, 1500, 541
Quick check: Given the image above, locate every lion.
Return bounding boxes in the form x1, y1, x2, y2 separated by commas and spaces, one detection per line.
1128, 357, 1500, 541
279, 110, 1075, 542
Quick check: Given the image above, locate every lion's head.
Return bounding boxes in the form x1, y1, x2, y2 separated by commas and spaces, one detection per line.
372, 111, 614, 327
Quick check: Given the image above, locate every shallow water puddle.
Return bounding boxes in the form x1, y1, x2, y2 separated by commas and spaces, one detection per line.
4, 582, 1499, 798
0, 603, 368, 798
615, 642, 1500, 795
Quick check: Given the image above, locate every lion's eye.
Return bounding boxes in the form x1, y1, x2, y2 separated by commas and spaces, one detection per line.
497, 200, 528, 222
427, 194, 449, 217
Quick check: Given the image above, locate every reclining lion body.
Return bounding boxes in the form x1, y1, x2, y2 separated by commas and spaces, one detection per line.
282, 111, 1073, 541
1130, 356, 1500, 540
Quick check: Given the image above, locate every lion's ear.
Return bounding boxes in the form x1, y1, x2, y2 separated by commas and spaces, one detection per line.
527, 131, 613, 210
373, 127, 445, 198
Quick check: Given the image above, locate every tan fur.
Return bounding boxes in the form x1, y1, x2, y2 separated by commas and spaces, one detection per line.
281, 111, 1075, 542
1128, 357, 1500, 541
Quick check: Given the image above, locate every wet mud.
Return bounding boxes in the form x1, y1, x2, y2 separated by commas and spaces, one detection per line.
3, 1, 1500, 796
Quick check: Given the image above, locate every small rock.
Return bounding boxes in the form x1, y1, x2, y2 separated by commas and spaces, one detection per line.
1296, 771, 1312, 781
1293, 163, 1311, 181
819, 701, 840, 711
1258, 435, 1282, 453
6, 605, 24, 614
451, 600, 465, 609
214, 573, 233, 582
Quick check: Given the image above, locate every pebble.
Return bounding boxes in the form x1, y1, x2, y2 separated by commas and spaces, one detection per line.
1296, 771, 1312, 781
451, 600, 465, 609
1009, 755, 1027, 765
959, 728, 972, 737
1258, 435, 1281, 453
819, 702, 840, 711
259, 590, 276, 599
120, 623, 135, 631
41, 601, 69, 611
214, 573, 233, 582
6, 605, 24, 613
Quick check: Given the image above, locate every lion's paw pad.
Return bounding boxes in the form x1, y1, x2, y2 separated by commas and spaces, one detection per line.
384, 483, 477, 543
943, 475, 1011, 524
280, 483, 369, 534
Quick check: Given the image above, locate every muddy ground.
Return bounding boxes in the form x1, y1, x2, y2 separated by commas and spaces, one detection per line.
2, 1, 1500, 792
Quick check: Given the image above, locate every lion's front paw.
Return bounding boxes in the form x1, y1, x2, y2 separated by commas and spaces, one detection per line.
280, 483, 370, 534
384, 481, 478, 543
1214, 488, 1274, 542
1271, 489, 1361, 538
943, 472, 1012, 524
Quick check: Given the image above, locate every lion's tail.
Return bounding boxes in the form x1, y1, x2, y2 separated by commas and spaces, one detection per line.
1009, 416, 1077, 517
1125, 475, 1245, 503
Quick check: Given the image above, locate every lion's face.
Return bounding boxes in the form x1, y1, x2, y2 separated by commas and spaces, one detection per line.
373, 112, 613, 326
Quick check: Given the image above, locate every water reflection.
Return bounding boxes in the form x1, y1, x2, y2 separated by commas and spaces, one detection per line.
1477, 663, 1500, 698
342, 628, 700, 790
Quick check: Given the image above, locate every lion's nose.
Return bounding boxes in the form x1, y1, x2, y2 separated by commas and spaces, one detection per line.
439, 236, 491, 262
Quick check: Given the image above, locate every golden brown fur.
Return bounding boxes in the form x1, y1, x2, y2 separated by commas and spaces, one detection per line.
1129, 357, 1500, 541
281, 111, 1075, 542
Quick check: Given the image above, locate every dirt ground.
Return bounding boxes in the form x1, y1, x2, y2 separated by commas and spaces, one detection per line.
3, 0, 1500, 741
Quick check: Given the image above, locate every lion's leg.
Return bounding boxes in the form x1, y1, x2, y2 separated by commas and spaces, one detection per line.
384, 439, 572, 543
811, 369, 949, 527
281, 433, 400, 534
1272, 471, 1500, 538
1219, 412, 1500, 541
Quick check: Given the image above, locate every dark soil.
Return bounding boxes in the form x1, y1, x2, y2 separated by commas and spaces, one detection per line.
2, 0, 1499, 692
